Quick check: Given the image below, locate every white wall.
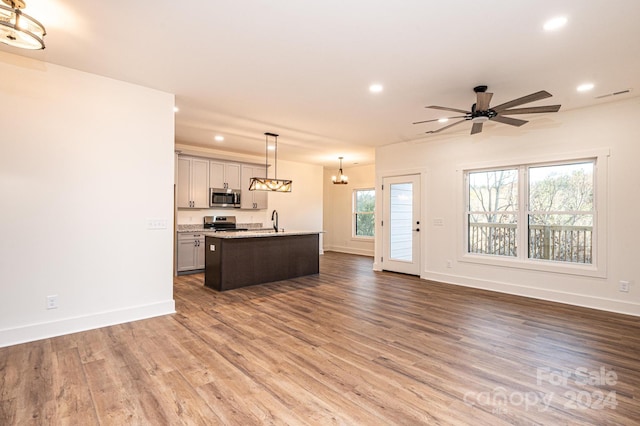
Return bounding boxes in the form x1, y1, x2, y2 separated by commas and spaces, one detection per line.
323, 164, 375, 256
0, 52, 176, 347
376, 97, 640, 316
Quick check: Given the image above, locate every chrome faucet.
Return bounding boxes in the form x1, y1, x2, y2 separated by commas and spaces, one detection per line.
271, 209, 278, 232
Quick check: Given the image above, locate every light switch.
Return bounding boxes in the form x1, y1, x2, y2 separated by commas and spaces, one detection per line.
147, 218, 168, 230
210, 245, 215, 251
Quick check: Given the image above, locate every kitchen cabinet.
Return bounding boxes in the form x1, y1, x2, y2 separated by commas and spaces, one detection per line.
177, 233, 205, 272
240, 164, 268, 210
177, 156, 209, 208
210, 161, 241, 190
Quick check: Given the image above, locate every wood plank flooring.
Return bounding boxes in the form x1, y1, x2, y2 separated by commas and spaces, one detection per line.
1, 251, 639, 425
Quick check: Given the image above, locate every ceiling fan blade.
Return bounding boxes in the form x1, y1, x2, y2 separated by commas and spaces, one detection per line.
412, 115, 466, 125
492, 115, 528, 127
427, 105, 469, 114
499, 105, 561, 115
476, 92, 493, 111
492, 90, 553, 112
471, 122, 483, 135
426, 119, 467, 134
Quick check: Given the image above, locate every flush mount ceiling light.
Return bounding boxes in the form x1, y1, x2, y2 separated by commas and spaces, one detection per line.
0, 0, 46, 50
577, 83, 595, 92
543, 16, 568, 31
249, 132, 292, 192
369, 83, 384, 93
331, 157, 348, 185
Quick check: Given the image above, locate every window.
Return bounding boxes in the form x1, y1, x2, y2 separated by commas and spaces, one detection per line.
467, 168, 519, 257
528, 162, 594, 264
463, 155, 603, 275
353, 189, 375, 238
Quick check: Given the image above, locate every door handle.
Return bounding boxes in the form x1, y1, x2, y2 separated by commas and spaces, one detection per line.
413, 228, 420, 232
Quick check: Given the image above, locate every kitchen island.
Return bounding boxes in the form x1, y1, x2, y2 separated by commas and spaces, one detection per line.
204, 231, 321, 291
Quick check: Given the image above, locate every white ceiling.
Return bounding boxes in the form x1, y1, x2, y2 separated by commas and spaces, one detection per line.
4, 0, 640, 167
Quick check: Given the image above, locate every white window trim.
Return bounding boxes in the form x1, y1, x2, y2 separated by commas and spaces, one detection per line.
353, 187, 375, 240
456, 149, 609, 278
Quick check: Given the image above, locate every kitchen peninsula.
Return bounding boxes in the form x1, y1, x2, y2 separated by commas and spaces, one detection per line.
204, 231, 321, 291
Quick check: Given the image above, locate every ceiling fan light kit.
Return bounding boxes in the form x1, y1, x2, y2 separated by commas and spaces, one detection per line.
0, 0, 46, 50
413, 84, 561, 135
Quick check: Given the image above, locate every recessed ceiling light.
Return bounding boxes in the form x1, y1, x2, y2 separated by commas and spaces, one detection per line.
543, 16, 568, 31
369, 83, 383, 93
577, 83, 595, 92
214, 135, 224, 142
438, 118, 449, 123
173, 106, 179, 113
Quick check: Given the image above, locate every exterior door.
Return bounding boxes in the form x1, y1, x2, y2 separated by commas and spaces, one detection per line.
382, 174, 421, 275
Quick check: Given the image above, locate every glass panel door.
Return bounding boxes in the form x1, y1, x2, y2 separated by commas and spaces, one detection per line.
382, 174, 421, 275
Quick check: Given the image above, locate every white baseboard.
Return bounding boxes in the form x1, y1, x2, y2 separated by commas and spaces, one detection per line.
422, 271, 640, 317
324, 245, 374, 257
0, 299, 176, 348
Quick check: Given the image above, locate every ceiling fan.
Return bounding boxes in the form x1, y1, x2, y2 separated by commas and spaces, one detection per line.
413, 85, 561, 135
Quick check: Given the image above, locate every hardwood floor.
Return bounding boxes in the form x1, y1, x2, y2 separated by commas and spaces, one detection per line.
1, 252, 639, 425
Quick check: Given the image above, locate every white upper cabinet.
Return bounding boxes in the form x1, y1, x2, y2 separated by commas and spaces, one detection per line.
240, 164, 268, 210
210, 161, 241, 190
177, 156, 209, 208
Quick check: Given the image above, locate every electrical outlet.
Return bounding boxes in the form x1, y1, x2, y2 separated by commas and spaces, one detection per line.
446, 260, 453, 268
46, 295, 58, 310
619, 281, 630, 292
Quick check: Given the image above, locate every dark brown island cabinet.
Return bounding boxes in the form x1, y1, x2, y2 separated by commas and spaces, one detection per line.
204, 232, 321, 291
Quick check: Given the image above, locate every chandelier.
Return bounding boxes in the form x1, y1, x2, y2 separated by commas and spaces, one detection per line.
331, 157, 348, 185
249, 132, 293, 192
0, 0, 46, 50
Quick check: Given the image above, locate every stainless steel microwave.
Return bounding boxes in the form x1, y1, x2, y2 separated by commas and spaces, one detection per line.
210, 188, 241, 208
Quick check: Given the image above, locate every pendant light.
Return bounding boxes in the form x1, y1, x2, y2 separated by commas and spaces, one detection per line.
0, 0, 46, 50
331, 157, 348, 185
249, 132, 293, 192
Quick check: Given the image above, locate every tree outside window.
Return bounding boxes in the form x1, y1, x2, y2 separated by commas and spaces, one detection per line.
528, 162, 594, 263
354, 189, 375, 238
466, 160, 595, 265
467, 169, 519, 257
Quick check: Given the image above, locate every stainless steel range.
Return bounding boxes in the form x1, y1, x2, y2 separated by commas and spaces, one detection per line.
203, 216, 248, 232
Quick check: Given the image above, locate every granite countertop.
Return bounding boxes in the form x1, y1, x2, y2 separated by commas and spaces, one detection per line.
177, 223, 265, 233
204, 230, 323, 239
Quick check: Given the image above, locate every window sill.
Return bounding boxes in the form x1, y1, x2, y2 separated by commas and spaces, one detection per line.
459, 253, 606, 279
